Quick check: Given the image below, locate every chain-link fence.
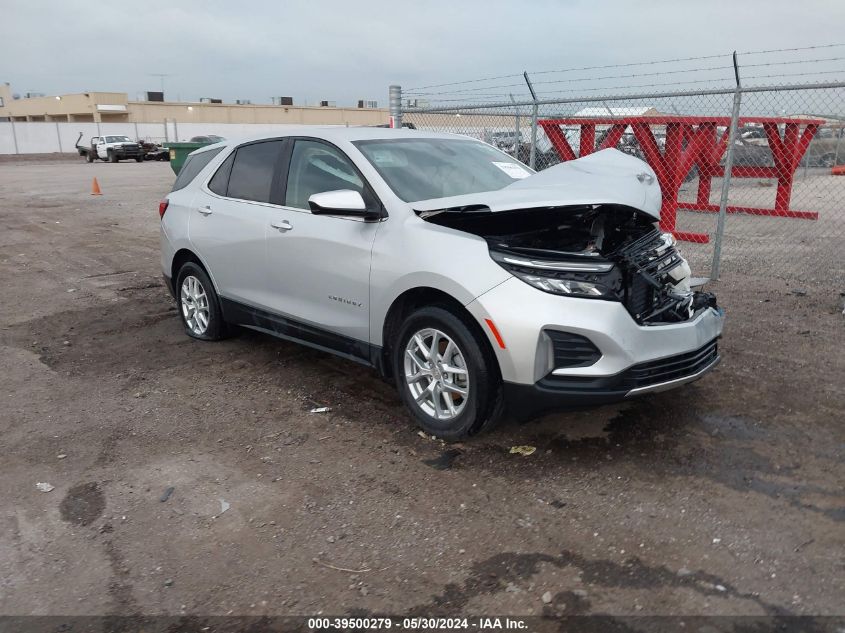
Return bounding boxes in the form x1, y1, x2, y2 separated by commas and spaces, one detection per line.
397, 81, 845, 286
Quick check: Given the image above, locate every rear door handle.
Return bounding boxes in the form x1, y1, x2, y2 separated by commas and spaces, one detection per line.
270, 220, 293, 232
197, 206, 213, 216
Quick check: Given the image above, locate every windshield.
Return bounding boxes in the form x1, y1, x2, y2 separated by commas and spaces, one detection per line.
353, 138, 532, 202
105, 136, 131, 143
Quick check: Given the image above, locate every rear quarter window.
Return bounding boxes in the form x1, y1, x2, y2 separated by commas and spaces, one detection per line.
171, 147, 224, 192
208, 152, 235, 196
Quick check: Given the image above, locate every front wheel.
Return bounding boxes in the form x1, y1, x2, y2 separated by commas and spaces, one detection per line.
108, 150, 118, 163
176, 262, 228, 340
393, 306, 503, 440
135, 154, 144, 162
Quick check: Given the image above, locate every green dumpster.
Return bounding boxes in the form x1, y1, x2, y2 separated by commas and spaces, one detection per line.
166, 141, 212, 176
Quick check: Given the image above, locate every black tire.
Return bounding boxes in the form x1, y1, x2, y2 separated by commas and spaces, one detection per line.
108, 150, 118, 163
135, 154, 143, 163
85, 152, 94, 163
175, 262, 228, 341
392, 306, 504, 440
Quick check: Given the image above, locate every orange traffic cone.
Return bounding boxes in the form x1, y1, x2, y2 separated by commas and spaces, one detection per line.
91, 177, 102, 196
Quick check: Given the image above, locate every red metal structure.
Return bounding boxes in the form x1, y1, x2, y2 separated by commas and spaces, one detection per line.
538, 116, 823, 243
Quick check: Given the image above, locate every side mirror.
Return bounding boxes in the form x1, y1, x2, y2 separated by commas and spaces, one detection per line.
308, 190, 381, 220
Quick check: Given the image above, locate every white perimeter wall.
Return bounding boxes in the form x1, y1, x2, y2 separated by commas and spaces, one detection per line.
0, 121, 351, 154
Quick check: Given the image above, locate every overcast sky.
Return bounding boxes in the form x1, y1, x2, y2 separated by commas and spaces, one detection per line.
3, 0, 844, 106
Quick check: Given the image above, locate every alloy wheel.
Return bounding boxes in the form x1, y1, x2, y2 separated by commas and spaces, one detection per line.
180, 275, 210, 336
404, 328, 470, 420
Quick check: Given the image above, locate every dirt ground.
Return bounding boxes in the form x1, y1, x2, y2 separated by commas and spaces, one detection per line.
0, 157, 843, 619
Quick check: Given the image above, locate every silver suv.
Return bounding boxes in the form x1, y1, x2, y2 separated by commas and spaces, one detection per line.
160, 128, 724, 439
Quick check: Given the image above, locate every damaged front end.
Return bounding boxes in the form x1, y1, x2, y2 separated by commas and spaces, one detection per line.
421, 203, 717, 325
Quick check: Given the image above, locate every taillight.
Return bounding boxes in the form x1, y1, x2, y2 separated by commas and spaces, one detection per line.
158, 199, 169, 219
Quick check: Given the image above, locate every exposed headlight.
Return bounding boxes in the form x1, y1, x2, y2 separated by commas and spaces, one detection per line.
512, 272, 611, 297
490, 250, 620, 300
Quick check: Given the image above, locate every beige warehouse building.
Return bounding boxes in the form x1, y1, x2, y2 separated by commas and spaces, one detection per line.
0, 83, 391, 126
0, 83, 520, 153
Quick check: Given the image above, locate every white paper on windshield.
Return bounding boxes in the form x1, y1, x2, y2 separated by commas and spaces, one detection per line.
492, 161, 531, 179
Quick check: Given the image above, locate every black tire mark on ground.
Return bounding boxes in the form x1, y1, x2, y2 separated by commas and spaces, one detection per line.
103, 539, 141, 618
459, 399, 844, 522
407, 550, 792, 616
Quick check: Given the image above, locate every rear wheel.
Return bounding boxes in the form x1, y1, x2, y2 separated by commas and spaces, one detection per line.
393, 306, 503, 440
135, 154, 143, 163
176, 262, 227, 341
85, 152, 94, 163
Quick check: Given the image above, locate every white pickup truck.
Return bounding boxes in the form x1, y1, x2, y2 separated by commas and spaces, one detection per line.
76, 134, 144, 163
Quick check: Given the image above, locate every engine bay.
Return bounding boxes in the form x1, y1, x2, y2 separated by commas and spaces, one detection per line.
421, 204, 718, 324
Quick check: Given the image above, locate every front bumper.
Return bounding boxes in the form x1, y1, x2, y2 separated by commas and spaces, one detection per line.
114, 145, 143, 157
503, 338, 720, 417
465, 276, 725, 412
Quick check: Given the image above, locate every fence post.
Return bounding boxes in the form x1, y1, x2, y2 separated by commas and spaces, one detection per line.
389, 85, 403, 129
10, 118, 19, 154
711, 52, 742, 281
509, 94, 520, 159
523, 72, 539, 169
55, 121, 62, 153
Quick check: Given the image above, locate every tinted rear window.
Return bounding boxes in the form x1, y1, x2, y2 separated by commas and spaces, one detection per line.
171, 147, 224, 192
226, 141, 283, 203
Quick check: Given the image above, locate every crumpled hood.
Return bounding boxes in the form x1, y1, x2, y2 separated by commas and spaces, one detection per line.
412, 148, 661, 220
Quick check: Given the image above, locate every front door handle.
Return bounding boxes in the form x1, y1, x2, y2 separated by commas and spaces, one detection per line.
197, 206, 213, 216
270, 220, 293, 232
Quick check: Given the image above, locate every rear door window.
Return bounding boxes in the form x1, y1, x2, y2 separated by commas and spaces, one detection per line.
226, 141, 284, 203
172, 147, 223, 192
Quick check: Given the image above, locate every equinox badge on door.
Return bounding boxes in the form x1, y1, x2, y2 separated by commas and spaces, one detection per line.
329, 295, 363, 308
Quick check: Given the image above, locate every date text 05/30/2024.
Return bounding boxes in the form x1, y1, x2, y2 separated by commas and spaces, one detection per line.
307, 617, 528, 630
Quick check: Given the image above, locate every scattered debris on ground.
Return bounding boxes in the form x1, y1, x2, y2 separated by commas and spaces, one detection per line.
510, 445, 537, 456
